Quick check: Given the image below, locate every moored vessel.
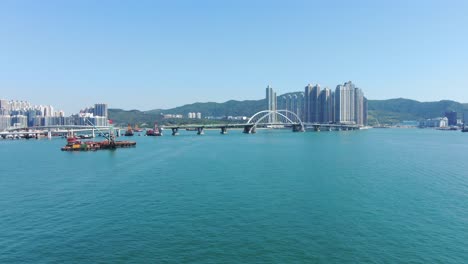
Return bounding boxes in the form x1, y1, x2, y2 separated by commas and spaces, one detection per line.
124, 124, 134, 136
146, 122, 163, 136
61, 127, 136, 151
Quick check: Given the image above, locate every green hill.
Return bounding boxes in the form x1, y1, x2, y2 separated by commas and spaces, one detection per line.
109, 97, 468, 126
368, 98, 468, 125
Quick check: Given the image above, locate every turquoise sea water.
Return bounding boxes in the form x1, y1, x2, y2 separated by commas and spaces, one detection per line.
1, 129, 467, 263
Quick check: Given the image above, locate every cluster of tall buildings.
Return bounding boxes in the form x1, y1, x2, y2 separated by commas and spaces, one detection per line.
0, 99, 65, 130
267, 81, 368, 126
74, 103, 109, 126
0, 99, 109, 130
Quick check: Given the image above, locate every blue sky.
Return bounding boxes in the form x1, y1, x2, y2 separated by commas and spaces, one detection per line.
1, 0, 467, 113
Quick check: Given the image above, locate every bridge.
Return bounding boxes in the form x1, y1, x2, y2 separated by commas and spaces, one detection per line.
0, 125, 116, 139
162, 110, 360, 135
1, 110, 361, 139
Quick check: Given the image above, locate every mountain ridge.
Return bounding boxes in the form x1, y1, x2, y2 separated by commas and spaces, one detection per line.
109, 96, 468, 126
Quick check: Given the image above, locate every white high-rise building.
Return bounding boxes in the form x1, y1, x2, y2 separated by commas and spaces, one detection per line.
0, 99, 9, 110
0, 115, 11, 130
334, 81, 356, 124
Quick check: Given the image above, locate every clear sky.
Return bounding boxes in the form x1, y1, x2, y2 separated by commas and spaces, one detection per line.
1, 0, 467, 114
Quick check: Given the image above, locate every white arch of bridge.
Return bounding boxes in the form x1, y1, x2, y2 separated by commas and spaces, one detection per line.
247, 110, 304, 130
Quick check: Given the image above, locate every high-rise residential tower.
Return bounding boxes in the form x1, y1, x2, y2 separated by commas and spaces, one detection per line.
354, 88, 365, 126
319, 88, 333, 123
266, 85, 277, 123
444, 111, 457, 126
304, 84, 321, 123
334, 81, 356, 124
94, 103, 108, 118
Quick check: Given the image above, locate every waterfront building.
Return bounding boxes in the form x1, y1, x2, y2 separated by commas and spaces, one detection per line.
0, 115, 11, 131
363, 97, 368, 126
334, 81, 356, 124
0, 99, 9, 110
91, 116, 108, 126
196, 112, 202, 119
464, 111, 468, 125
94, 103, 108, 118
304, 84, 312, 122
420, 117, 449, 128
11, 115, 28, 128
266, 85, 277, 123
444, 111, 457, 126
295, 93, 304, 120
304, 84, 321, 123
354, 88, 365, 126
318, 88, 333, 123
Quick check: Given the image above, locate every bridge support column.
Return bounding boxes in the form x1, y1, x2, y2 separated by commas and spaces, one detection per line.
92, 129, 95, 138
314, 125, 320, 132
197, 127, 204, 135
220, 127, 228, 134
172, 128, 179, 136
243, 125, 255, 134
292, 124, 305, 132
47, 130, 52, 139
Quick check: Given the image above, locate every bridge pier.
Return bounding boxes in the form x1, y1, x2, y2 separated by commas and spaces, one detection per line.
314, 125, 320, 132
243, 125, 256, 134
220, 127, 228, 134
171, 128, 179, 136
292, 124, 305, 132
197, 127, 204, 135
47, 130, 52, 139
92, 129, 95, 138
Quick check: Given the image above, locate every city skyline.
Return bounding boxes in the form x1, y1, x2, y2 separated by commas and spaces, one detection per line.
1, 1, 468, 113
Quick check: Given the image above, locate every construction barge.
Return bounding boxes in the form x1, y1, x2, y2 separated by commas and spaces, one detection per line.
61, 132, 136, 151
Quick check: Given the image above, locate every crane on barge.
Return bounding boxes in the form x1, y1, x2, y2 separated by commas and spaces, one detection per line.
61, 118, 136, 151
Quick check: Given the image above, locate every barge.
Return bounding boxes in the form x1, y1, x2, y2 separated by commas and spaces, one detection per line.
61, 132, 136, 151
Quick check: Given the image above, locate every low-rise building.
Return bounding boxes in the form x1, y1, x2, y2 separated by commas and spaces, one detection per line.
420, 117, 449, 128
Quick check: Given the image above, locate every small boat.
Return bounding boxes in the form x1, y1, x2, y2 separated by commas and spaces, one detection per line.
78, 134, 93, 139
124, 124, 134, 136
134, 124, 143, 132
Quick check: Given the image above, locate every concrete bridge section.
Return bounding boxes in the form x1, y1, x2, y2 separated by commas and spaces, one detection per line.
161, 110, 360, 136
162, 123, 359, 136
1, 125, 118, 139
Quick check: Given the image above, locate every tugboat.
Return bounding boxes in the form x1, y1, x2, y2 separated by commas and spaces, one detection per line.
146, 122, 163, 136
462, 125, 468, 133
124, 124, 134, 136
